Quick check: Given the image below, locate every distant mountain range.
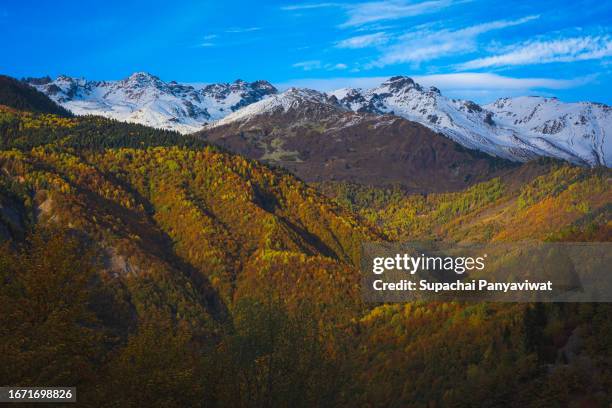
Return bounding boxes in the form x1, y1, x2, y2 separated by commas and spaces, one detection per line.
330, 77, 611, 167
27, 73, 611, 166
27, 72, 277, 134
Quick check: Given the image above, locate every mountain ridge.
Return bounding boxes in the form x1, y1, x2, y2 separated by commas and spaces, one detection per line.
330, 76, 611, 166
27, 73, 611, 167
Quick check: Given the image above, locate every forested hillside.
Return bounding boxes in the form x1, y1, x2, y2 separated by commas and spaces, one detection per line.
0, 88, 610, 407
320, 161, 611, 242
0, 75, 72, 117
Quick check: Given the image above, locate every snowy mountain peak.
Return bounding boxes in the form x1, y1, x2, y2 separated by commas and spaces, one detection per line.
429, 86, 442, 95
382, 76, 422, 92
127, 71, 157, 80
251, 80, 277, 92
208, 87, 346, 128
123, 71, 162, 87
202, 79, 276, 99
283, 87, 333, 102
56, 74, 74, 82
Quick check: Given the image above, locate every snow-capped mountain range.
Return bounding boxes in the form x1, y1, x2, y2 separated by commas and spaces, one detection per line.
27, 72, 277, 134
329, 76, 611, 166
28, 73, 611, 166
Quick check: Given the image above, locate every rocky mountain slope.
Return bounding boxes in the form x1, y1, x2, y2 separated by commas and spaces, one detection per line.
485, 96, 611, 166
330, 76, 611, 166
27, 72, 277, 133
200, 88, 516, 192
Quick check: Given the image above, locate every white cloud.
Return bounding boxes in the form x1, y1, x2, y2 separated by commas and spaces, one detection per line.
225, 27, 261, 33
293, 61, 348, 71
336, 32, 389, 48
370, 15, 538, 67
341, 0, 464, 28
293, 60, 322, 71
281, 0, 463, 28
354, 23, 397, 32
198, 42, 216, 47
457, 35, 612, 69
202, 34, 218, 40
329, 63, 348, 70
281, 3, 339, 10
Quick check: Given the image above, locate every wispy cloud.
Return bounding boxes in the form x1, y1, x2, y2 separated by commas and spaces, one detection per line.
293, 60, 322, 71
281, 0, 463, 28
354, 23, 397, 32
336, 32, 389, 48
292, 60, 348, 71
281, 3, 339, 11
457, 35, 612, 69
196, 34, 219, 47
196, 28, 260, 47
340, 0, 465, 28
225, 27, 261, 33
370, 15, 539, 67
330, 63, 348, 70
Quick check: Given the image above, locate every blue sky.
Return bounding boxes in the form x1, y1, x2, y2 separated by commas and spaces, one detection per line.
1, 0, 611, 103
